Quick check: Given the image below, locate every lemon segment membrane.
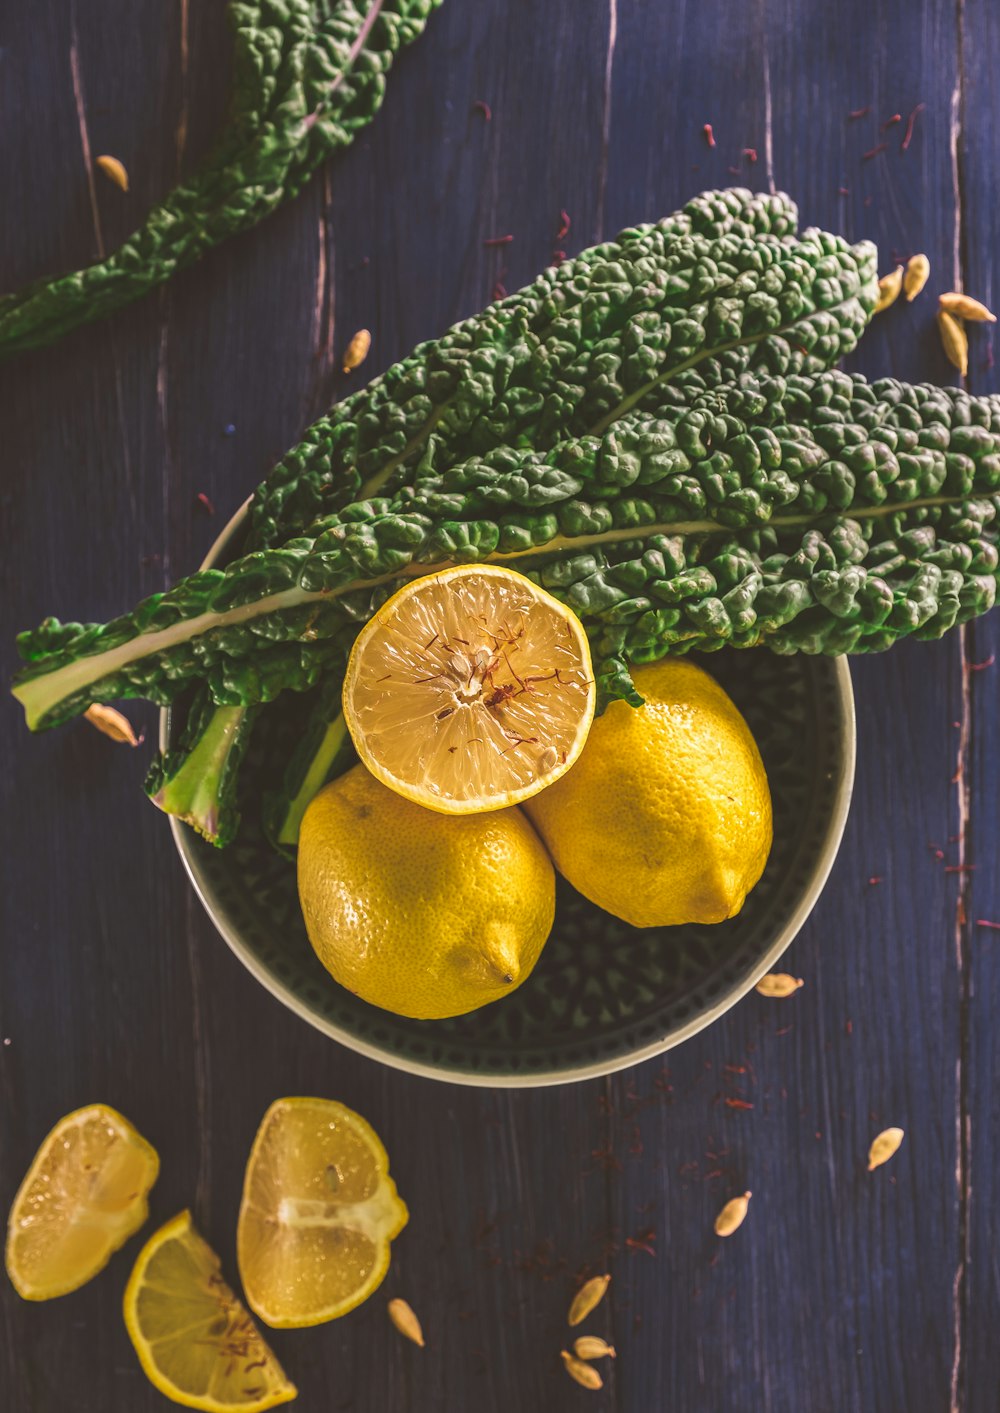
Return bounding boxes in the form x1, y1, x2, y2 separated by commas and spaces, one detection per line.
237, 1097, 409, 1328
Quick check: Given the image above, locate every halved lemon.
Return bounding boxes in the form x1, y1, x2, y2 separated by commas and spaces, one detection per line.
342, 564, 596, 812
237, 1097, 408, 1328
5, 1102, 159, 1300
123, 1210, 296, 1412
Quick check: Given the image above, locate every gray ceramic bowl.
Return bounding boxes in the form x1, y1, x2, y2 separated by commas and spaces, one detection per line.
163, 505, 856, 1087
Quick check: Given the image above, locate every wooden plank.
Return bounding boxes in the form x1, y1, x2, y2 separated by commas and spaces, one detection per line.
1, 0, 996, 1410
0, 4, 616, 1411
948, 0, 1000, 1406
604, 2, 966, 1411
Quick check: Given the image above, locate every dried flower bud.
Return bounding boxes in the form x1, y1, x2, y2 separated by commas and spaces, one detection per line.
874, 266, 904, 314
561, 1351, 603, 1389
567, 1273, 611, 1326
387, 1297, 424, 1347
573, 1336, 616, 1360
755, 973, 803, 998
867, 1127, 904, 1171
939, 291, 997, 323
937, 310, 969, 376
95, 155, 129, 192
714, 1190, 752, 1237
342, 328, 372, 373
84, 703, 139, 746
903, 253, 930, 301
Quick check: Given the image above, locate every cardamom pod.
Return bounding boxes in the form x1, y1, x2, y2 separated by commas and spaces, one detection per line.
874, 266, 904, 314
937, 310, 969, 376
867, 1126, 904, 1171
903, 253, 930, 301
714, 1190, 752, 1237
561, 1351, 603, 1390
342, 328, 372, 373
939, 291, 997, 323
755, 973, 803, 998
573, 1336, 616, 1361
567, 1273, 611, 1326
387, 1297, 425, 1347
95, 155, 129, 192
84, 703, 139, 746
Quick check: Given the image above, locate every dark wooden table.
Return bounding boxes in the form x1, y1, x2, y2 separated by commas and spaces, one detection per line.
2, 2, 999, 1409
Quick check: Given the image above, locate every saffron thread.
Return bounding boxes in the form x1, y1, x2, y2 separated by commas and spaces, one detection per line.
901, 103, 925, 152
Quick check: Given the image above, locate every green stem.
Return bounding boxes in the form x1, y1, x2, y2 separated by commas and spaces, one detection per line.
10, 489, 983, 732
276, 713, 350, 845
147, 704, 254, 845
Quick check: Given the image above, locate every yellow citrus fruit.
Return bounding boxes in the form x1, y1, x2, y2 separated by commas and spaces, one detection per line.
123, 1210, 296, 1412
298, 763, 555, 1018
237, 1097, 408, 1328
5, 1103, 158, 1300
342, 563, 595, 813
524, 660, 772, 928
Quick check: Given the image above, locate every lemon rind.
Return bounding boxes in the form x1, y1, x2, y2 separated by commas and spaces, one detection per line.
237, 1098, 409, 1330
342, 564, 596, 815
124, 1209, 297, 1413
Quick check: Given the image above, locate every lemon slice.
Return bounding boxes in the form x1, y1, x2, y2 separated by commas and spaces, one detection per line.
123, 1210, 296, 1412
5, 1103, 158, 1300
342, 564, 596, 812
237, 1097, 408, 1328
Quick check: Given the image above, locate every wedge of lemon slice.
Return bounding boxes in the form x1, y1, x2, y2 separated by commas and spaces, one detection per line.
237, 1097, 408, 1328
342, 564, 595, 813
123, 1210, 296, 1412
5, 1102, 158, 1300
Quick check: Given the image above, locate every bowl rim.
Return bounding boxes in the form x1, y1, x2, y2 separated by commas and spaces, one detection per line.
162, 501, 857, 1088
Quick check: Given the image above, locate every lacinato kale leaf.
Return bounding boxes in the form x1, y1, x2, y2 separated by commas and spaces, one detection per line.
13, 371, 999, 730
0, 0, 441, 356
250, 198, 877, 542
143, 188, 870, 844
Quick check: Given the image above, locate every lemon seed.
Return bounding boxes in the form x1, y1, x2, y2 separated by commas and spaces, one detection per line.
84, 703, 139, 746
874, 266, 903, 313
95, 155, 129, 191
342, 328, 372, 373
573, 1335, 616, 1360
939, 292, 997, 322
387, 1297, 424, 1347
567, 1273, 611, 1326
561, 1350, 603, 1389
937, 310, 969, 376
867, 1127, 905, 1171
903, 253, 930, 301
714, 1190, 752, 1237
755, 973, 803, 998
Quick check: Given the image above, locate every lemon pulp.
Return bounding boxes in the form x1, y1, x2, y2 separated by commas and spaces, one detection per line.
123, 1210, 296, 1412
342, 564, 595, 812
237, 1097, 408, 1327
5, 1103, 158, 1300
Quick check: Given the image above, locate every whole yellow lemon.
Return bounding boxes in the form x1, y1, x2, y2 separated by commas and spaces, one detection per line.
298, 764, 555, 1019
523, 661, 772, 928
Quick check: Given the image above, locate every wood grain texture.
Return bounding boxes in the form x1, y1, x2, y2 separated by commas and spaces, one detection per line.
0, 2, 997, 1410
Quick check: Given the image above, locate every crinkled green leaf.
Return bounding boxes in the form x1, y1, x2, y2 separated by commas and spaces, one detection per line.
0, 0, 442, 355
250, 195, 877, 543
13, 371, 999, 731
